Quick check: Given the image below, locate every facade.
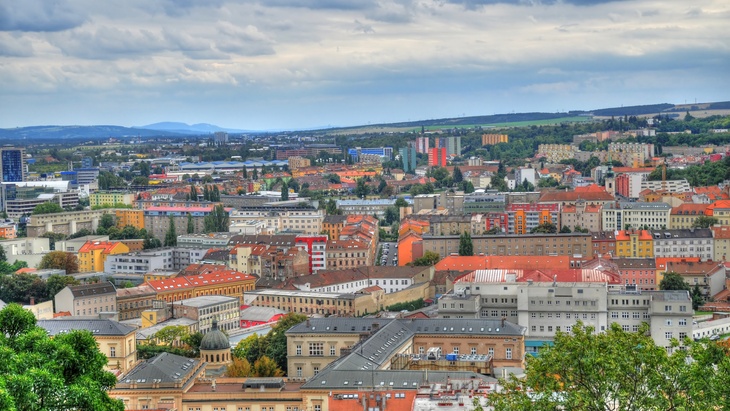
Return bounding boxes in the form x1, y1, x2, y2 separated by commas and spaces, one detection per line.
172, 296, 240, 334
434, 136, 461, 156
601, 201, 671, 231
144, 204, 232, 240
650, 228, 714, 261
506, 203, 559, 235
38, 319, 137, 372
114, 209, 145, 229
591, 230, 616, 256
669, 203, 709, 229
26, 209, 112, 237
537, 144, 576, 163
614, 230, 654, 258
0, 237, 50, 264
641, 179, 691, 193
664, 261, 726, 299
612, 258, 658, 290
5, 191, 79, 219
280, 266, 433, 295
705, 200, 730, 226
347, 147, 393, 162
712, 226, 730, 262
428, 147, 447, 167
287, 156, 311, 170
326, 240, 371, 270
116, 284, 158, 320
336, 199, 403, 218
54, 281, 117, 316
399, 145, 417, 173
322, 215, 347, 239
560, 202, 602, 232
481, 134, 508, 146
229, 207, 324, 235
89, 191, 136, 207
415, 136, 429, 153
295, 235, 328, 273
77, 240, 130, 273
147, 268, 256, 304
177, 232, 238, 249
0, 147, 27, 182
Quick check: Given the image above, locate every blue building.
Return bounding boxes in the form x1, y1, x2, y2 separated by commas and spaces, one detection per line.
0, 147, 26, 182
347, 147, 393, 162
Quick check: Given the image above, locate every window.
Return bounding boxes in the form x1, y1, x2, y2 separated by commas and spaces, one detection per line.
314, 405, 321, 411
488, 347, 494, 357
330, 345, 336, 356
665, 332, 673, 340
679, 319, 687, 326
471, 347, 477, 355
110, 347, 116, 357
309, 342, 324, 356
452, 347, 459, 355
313, 366, 319, 375
296, 366, 302, 377
296, 345, 302, 355
506, 348, 512, 360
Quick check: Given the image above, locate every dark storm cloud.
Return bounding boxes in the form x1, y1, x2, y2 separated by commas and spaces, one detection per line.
0, 0, 87, 32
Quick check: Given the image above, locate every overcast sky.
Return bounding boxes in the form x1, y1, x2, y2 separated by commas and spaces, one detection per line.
1, 0, 728, 130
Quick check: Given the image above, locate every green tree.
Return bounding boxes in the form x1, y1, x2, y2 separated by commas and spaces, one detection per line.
225, 357, 252, 377
252, 356, 284, 377
0, 304, 124, 410
354, 178, 370, 198
212, 185, 220, 202
33, 201, 63, 215
659, 271, 689, 291
0, 244, 5, 262
233, 334, 265, 365
281, 181, 289, 201
203, 205, 229, 233
531, 222, 557, 234
164, 215, 177, 247
187, 213, 195, 234
203, 185, 210, 201
38, 251, 79, 274
412, 251, 440, 266
154, 325, 190, 346
559, 225, 572, 233
488, 322, 730, 411
384, 206, 399, 225
264, 313, 307, 373
190, 184, 198, 201
692, 215, 719, 228
459, 231, 474, 256
394, 197, 409, 208
252, 168, 258, 180
131, 176, 149, 186
453, 166, 463, 183
242, 166, 248, 179
325, 199, 341, 215
691, 283, 704, 310
46, 274, 81, 301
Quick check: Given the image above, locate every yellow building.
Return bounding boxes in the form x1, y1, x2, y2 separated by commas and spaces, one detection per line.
615, 230, 654, 258
481, 134, 508, 146
77, 241, 130, 273
115, 209, 145, 229
89, 191, 136, 207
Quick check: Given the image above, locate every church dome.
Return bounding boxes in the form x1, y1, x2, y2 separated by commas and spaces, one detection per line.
200, 319, 229, 351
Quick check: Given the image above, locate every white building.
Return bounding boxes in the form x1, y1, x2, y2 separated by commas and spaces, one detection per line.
650, 228, 714, 261
601, 202, 671, 231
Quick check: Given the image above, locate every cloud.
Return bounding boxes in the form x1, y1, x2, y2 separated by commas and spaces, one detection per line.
0, 33, 34, 57
0, 0, 87, 32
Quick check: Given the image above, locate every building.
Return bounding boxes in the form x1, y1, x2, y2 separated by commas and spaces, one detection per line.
287, 156, 311, 170
712, 226, 730, 262
26, 209, 113, 237
650, 228, 714, 261
177, 232, 238, 249
116, 284, 158, 320
0, 147, 27, 182
38, 319, 137, 373
705, 200, 730, 225
560, 202, 602, 232
326, 239, 371, 270
89, 191, 136, 207
428, 147, 447, 167
77, 240, 130, 273
514, 167, 536, 187
347, 147, 393, 162
614, 230, 654, 258
434, 136, 461, 157
279, 266, 433, 295
506, 203, 559, 235
612, 258, 658, 290
590, 231, 616, 256
415, 136, 429, 153
641, 179, 691, 194
5, 191, 79, 219
144, 204, 232, 240
399, 145, 417, 173
336, 199, 405, 218
322, 215, 347, 239
240, 306, 287, 328
172, 295, 240, 334
75, 168, 100, 185
286, 317, 525, 379
482, 134, 508, 146
295, 235, 328, 273
0, 237, 50, 264
664, 261, 726, 299
54, 281, 117, 316
463, 192, 507, 214
228, 206, 324, 235
669, 204, 709, 229
537, 144, 576, 163
146, 268, 256, 304
601, 202, 671, 231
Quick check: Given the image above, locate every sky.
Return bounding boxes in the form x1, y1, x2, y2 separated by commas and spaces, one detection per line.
0, 0, 728, 131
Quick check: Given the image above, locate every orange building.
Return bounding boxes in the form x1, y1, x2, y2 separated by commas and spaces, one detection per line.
115, 209, 145, 229
322, 215, 347, 239
0, 223, 17, 239
146, 268, 256, 304
397, 231, 423, 266
77, 241, 130, 273
615, 230, 654, 258
481, 133, 509, 146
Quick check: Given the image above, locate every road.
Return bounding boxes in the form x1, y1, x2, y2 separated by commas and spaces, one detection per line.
379, 241, 398, 266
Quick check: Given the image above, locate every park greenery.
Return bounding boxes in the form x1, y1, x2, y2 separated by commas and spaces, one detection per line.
0, 304, 124, 410
487, 322, 730, 411
136, 325, 203, 360
386, 298, 425, 312
230, 313, 307, 375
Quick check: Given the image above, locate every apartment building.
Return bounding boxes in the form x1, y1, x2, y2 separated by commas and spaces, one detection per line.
144, 204, 233, 240
705, 200, 730, 225
506, 203, 559, 234
482, 134, 508, 146
612, 258, 658, 290
278, 266, 433, 295
287, 156, 311, 170
601, 201, 671, 231
615, 230, 654, 258
712, 226, 730, 261
54, 281, 117, 316
650, 228, 714, 261
172, 296, 239, 334
322, 215, 347, 239
114, 209, 145, 230
537, 144, 577, 163
147, 269, 256, 304
641, 179, 691, 194
336, 199, 401, 219
664, 261, 726, 299
560, 202, 602, 232
77, 241, 130, 273
116, 284, 158, 320
26, 209, 112, 237
5, 192, 79, 219
295, 235, 328, 273
669, 203, 709, 229
326, 240, 370, 270
228, 207, 324, 235
89, 191, 136, 207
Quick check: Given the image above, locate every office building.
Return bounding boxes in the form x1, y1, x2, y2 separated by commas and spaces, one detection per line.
0, 147, 26, 182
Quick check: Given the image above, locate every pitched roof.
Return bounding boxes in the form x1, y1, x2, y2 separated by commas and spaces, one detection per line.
240, 306, 287, 322
615, 230, 653, 241
78, 241, 125, 254
539, 190, 614, 203
666, 261, 723, 276
456, 268, 621, 284
119, 352, 201, 385
670, 203, 708, 215
711, 226, 730, 239
66, 282, 116, 298
38, 318, 136, 336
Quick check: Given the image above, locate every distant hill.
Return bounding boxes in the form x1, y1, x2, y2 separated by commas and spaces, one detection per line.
0, 125, 187, 140
139, 122, 250, 134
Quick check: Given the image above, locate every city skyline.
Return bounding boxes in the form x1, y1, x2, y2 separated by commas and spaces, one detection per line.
1, 0, 728, 130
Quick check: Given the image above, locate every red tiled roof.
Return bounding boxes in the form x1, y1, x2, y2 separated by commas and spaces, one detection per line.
78, 241, 124, 254
615, 230, 653, 241
670, 203, 708, 215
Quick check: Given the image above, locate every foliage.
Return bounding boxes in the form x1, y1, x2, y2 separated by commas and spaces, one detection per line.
67, 229, 93, 239
0, 304, 124, 410
0, 244, 5, 262
38, 251, 79, 274
90, 203, 133, 210
386, 298, 424, 312
559, 225, 572, 233
394, 197, 409, 208
453, 166, 463, 183
32, 201, 63, 215
692, 215, 719, 228
530, 222, 557, 234
252, 356, 284, 377
190, 184, 198, 201
538, 176, 560, 188
691, 284, 704, 311
488, 322, 730, 411
40, 232, 67, 251
264, 313, 307, 374
325, 199, 341, 215
412, 251, 440, 266
232, 333, 266, 365
659, 271, 690, 291
281, 181, 289, 200
46, 274, 81, 300
648, 157, 730, 187
459, 231, 474, 256
354, 178, 370, 198
409, 182, 435, 196
143, 233, 162, 250
203, 205, 230, 233
187, 213, 195, 234
164, 215, 177, 247
98, 171, 126, 190
383, 206, 399, 225
225, 357, 252, 377
153, 325, 190, 345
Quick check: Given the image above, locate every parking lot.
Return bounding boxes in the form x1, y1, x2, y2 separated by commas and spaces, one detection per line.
379, 242, 398, 266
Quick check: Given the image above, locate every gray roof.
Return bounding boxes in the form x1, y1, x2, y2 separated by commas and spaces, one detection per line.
240, 306, 287, 322
643, 290, 691, 302
302, 370, 488, 390
176, 295, 237, 308
612, 258, 656, 269
120, 352, 200, 385
38, 319, 136, 337
287, 317, 525, 337
136, 317, 197, 340
649, 228, 713, 239
67, 281, 116, 298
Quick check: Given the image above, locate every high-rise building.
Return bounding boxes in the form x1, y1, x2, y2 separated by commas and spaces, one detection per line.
434, 136, 461, 156
0, 147, 27, 182
399, 145, 417, 173
428, 147, 447, 167
481, 134, 508, 146
415, 136, 429, 154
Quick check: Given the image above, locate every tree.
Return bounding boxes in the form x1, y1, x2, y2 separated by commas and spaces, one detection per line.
281, 181, 289, 201
692, 215, 719, 228
264, 313, 307, 373
203, 185, 210, 201
0, 242, 7, 262
0, 304, 124, 410
203, 205, 229, 233
412, 251, 440, 266
190, 184, 198, 201
233, 334, 265, 365
252, 168, 258, 180
692, 284, 704, 310
531, 222, 557, 234
487, 322, 730, 411
394, 197, 409, 208
659, 271, 689, 291
32, 201, 63, 215
225, 357, 252, 377
325, 199, 341, 215
384, 206, 399, 225
354, 178, 370, 198
99, 214, 115, 232
38, 251, 79, 274
154, 325, 190, 346
46, 274, 81, 300
559, 225, 572, 233
164, 215, 177, 247
453, 166, 463, 183
252, 356, 284, 377
131, 176, 149, 186
459, 231, 474, 256
187, 213, 195, 234
242, 166, 248, 179
212, 185, 220, 202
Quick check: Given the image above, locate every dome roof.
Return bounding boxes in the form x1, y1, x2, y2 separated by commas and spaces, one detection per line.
200, 319, 230, 351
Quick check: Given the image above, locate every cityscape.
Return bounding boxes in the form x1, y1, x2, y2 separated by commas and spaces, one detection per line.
1, 0, 730, 410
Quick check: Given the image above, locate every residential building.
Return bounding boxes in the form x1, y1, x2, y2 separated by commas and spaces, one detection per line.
641, 179, 691, 194
228, 206, 324, 235
114, 209, 145, 230
705, 200, 730, 225
75, 167, 100, 185
326, 239, 371, 270
0, 222, 16, 239
0, 147, 27, 182
670, 203, 709, 229
615, 230, 655, 258
295, 235, 328, 273
434, 136, 461, 156
54, 281, 117, 316
347, 147, 393, 162
537, 144, 576, 163
560, 202, 602, 232
428, 147, 447, 167
514, 167, 537, 187
322, 215, 347, 239
116, 284, 158, 320
399, 145, 417, 173
538, 187, 615, 206
144, 204, 232, 240
663, 261, 726, 299
26, 209, 112, 237
415, 135, 430, 153
5, 191, 79, 219
506, 203, 559, 234
147, 268, 256, 304
336, 199, 402, 218
0, 237, 50, 264
612, 258, 658, 290
591, 231, 616, 256
463, 192, 507, 214
278, 266, 433, 295
176, 232, 238, 249
287, 156, 311, 170
172, 296, 239, 334
38, 319, 137, 373
712, 226, 730, 262
77, 241, 130, 273
601, 201, 671, 231
650, 228, 714, 261
89, 191, 136, 207
482, 134, 508, 146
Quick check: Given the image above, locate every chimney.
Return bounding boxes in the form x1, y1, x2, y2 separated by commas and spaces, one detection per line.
306, 319, 310, 328
501, 317, 506, 327
30, 297, 35, 306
